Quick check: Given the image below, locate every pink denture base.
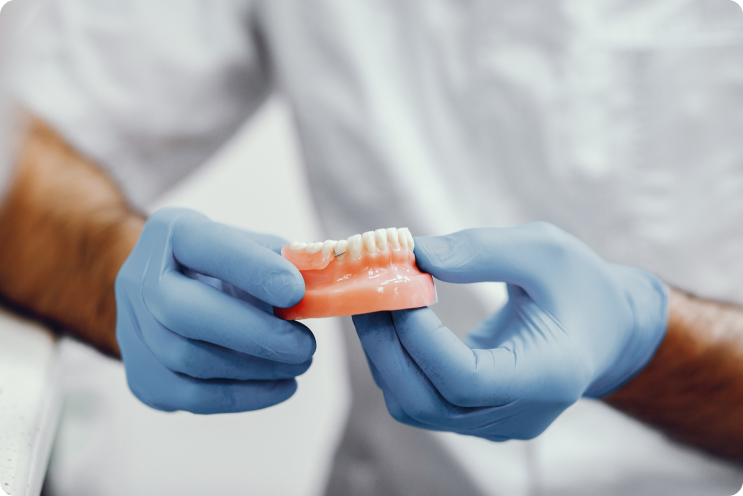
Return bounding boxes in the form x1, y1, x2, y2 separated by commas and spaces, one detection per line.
274, 245, 437, 320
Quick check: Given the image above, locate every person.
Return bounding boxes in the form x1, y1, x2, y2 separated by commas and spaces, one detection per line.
0, 0, 741, 494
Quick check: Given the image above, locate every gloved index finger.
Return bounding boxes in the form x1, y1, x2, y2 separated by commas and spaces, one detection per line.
235, 229, 290, 256
171, 215, 304, 308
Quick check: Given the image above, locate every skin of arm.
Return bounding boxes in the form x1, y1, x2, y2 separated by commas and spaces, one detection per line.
0, 116, 144, 356
606, 287, 743, 462
0, 117, 741, 462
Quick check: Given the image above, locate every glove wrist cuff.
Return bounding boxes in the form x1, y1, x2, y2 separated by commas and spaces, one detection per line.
585, 272, 670, 398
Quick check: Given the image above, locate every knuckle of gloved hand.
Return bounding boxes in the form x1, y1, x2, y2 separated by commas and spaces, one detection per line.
171, 214, 210, 255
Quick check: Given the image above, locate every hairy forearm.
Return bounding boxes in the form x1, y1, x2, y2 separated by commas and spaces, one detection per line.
0, 117, 144, 356
605, 287, 743, 462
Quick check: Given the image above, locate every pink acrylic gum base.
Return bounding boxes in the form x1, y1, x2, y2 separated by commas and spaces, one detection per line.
274, 245, 437, 320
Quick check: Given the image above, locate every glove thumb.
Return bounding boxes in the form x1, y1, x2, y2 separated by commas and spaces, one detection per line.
414, 230, 488, 284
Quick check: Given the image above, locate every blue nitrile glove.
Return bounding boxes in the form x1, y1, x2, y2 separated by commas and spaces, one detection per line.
353, 223, 668, 440
115, 207, 315, 414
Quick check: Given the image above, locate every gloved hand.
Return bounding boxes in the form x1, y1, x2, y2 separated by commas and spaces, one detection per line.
115, 207, 315, 414
354, 223, 668, 440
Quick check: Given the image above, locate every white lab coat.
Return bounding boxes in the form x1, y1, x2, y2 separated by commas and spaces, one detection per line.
7, 0, 743, 494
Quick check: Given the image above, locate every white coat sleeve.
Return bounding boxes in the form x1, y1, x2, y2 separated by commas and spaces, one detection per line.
9, 0, 271, 209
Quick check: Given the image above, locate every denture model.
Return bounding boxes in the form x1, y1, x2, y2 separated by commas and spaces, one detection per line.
274, 228, 437, 320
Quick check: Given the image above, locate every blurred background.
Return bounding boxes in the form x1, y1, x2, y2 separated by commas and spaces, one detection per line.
1, 0, 743, 495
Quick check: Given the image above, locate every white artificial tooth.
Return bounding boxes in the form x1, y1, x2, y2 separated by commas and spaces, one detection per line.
399, 228, 414, 251
398, 228, 409, 250
386, 228, 400, 249
348, 234, 363, 259
335, 239, 348, 257
375, 229, 388, 251
306, 242, 323, 254
362, 231, 377, 254
290, 241, 308, 251
322, 240, 337, 257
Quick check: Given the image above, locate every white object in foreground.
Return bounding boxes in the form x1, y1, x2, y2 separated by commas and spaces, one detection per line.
0, 308, 61, 496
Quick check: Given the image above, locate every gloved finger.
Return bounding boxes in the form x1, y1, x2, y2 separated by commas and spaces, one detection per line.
392, 307, 582, 408
145, 322, 313, 380
171, 213, 304, 308
118, 315, 298, 413
413, 224, 603, 310
367, 356, 454, 432
363, 350, 384, 389
455, 399, 560, 441
183, 268, 273, 315
370, 345, 557, 441
234, 229, 289, 256
145, 270, 316, 363
354, 312, 509, 430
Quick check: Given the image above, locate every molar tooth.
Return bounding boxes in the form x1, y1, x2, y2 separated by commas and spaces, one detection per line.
375, 229, 388, 251
306, 242, 323, 254
290, 241, 308, 251
348, 234, 363, 259
362, 231, 377, 254
334, 239, 348, 257
398, 228, 409, 250
386, 228, 400, 249
322, 240, 337, 257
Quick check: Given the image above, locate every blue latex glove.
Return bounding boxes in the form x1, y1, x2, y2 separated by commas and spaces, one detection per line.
115, 207, 315, 414
354, 223, 668, 440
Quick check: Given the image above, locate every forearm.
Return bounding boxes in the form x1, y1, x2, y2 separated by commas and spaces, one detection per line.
0, 117, 144, 356
605, 287, 743, 462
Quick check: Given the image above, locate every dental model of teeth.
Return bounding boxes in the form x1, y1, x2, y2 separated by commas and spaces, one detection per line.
274, 228, 436, 320
285, 227, 415, 269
